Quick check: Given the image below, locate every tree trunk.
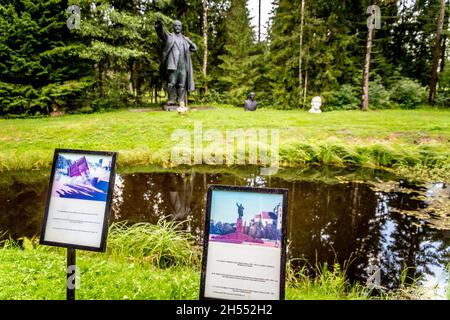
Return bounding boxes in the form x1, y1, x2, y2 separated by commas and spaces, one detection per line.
361, 5, 376, 111
258, 0, 261, 42
129, 62, 134, 95
98, 62, 104, 98
135, 61, 142, 103
299, 0, 305, 107
440, 4, 449, 74
429, 0, 447, 104
202, 0, 209, 94
303, 70, 308, 107
351, 183, 359, 241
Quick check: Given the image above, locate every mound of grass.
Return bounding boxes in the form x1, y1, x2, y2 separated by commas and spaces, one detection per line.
0, 107, 448, 181
106, 220, 201, 268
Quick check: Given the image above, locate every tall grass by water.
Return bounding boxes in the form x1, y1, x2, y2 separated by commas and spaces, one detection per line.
106, 220, 201, 268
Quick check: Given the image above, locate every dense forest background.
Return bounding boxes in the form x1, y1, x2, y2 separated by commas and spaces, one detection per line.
0, 0, 449, 116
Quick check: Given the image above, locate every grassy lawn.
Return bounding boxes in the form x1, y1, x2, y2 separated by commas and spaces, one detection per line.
0, 248, 200, 300
0, 222, 370, 300
0, 248, 373, 300
1, 221, 439, 300
0, 105, 449, 181
1, 219, 443, 300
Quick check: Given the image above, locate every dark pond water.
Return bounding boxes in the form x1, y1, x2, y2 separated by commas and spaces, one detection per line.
0, 166, 448, 298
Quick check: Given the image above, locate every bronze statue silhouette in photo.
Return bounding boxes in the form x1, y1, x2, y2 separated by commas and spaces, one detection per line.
236, 202, 245, 219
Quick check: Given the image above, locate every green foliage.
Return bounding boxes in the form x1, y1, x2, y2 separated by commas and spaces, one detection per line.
74, 1, 166, 108
287, 261, 368, 300
0, 246, 200, 300
385, 0, 442, 87
216, 0, 259, 104
322, 84, 359, 111
435, 90, 450, 107
268, 0, 367, 109
369, 76, 392, 109
322, 77, 427, 111
0, 0, 92, 116
436, 65, 450, 107
1, 0, 447, 113
390, 78, 427, 109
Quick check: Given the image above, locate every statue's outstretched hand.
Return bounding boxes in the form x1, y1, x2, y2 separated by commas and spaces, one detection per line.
185, 37, 197, 51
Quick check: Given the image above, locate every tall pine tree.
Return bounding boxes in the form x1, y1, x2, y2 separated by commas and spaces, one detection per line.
0, 0, 91, 116
268, 0, 367, 109
216, 0, 258, 102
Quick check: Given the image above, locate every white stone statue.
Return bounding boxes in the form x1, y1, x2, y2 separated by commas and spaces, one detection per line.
309, 96, 322, 113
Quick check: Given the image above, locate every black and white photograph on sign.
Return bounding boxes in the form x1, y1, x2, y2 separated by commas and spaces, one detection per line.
40, 149, 117, 252
201, 185, 288, 300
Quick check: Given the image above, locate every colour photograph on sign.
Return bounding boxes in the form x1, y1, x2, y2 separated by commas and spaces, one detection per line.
201, 185, 288, 300
209, 193, 283, 248
40, 149, 117, 252
52, 153, 113, 202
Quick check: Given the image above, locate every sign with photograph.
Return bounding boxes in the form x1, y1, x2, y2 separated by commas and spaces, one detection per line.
40, 149, 117, 252
200, 185, 288, 300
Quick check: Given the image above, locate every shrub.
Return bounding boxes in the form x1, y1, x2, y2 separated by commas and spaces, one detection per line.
435, 90, 450, 107
389, 78, 426, 109
197, 89, 233, 105
436, 66, 450, 107
323, 84, 359, 111
369, 76, 392, 109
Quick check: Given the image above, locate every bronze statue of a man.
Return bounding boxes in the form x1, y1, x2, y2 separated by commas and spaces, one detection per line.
155, 19, 197, 106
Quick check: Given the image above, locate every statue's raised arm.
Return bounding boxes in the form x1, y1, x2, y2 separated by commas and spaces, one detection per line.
154, 18, 168, 42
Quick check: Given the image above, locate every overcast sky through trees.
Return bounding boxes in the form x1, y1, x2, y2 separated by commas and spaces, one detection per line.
247, 0, 273, 40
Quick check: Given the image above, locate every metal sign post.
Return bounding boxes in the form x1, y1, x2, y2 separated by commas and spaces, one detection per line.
67, 248, 76, 300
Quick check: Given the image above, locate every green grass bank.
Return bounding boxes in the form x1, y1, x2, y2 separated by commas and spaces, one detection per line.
0, 106, 448, 181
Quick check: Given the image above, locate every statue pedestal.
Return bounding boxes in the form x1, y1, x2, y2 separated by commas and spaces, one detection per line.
164, 105, 190, 112
164, 105, 178, 111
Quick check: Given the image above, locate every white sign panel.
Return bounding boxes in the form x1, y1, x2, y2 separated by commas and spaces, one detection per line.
200, 185, 288, 300
40, 149, 117, 252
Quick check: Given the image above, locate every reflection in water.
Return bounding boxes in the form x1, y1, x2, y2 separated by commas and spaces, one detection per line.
0, 168, 448, 297
0, 177, 47, 239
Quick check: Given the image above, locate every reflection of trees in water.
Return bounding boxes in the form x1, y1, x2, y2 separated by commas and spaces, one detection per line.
2, 169, 447, 292
112, 171, 448, 289
0, 179, 47, 239
264, 179, 449, 290
278, 180, 381, 282
379, 191, 449, 289
113, 173, 175, 224
112, 171, 240, 242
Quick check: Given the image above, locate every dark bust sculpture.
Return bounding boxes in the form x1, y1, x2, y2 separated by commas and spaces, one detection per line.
155, 19, 197, 106
244, 92, 257, 111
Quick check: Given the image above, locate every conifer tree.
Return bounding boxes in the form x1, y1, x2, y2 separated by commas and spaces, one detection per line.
217, 0, 257, 101
0, 0, 91, 116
